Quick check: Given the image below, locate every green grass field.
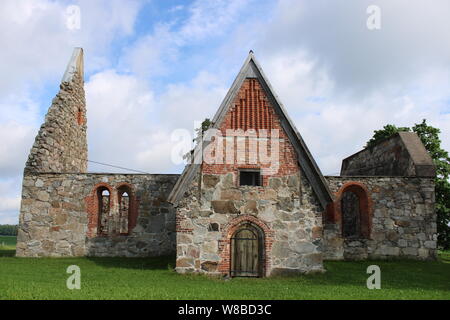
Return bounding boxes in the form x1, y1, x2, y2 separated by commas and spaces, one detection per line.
0, 237, 449, 300
0, 236, 16, 257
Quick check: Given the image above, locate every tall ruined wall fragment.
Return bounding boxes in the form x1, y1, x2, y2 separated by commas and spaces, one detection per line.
341, 132, 435, 177
17, 48, 179, 258
25, 48, 87, 174
324, 133, 437, 261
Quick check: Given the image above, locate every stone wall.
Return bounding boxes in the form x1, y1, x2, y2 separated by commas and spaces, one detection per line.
323, 176, 437, 260
175, 168, 324, 276
174, 77, 325, 276
16, 173, 179, 257
341, 132, 435, 177
25, 50, 87, 174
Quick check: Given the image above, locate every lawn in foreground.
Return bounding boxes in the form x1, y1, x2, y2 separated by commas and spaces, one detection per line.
0, 248, 449, 300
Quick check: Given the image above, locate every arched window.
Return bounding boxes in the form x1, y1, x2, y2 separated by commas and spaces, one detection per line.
117, 185, 133, 235
97, 188, 110, 235
87, 183, 138, 237
342, 191, 360, 238
118, 191, 129, 234
339, 183, 371, 239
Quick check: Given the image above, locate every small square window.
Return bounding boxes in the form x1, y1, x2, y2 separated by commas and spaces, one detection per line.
239, 169, 261, 186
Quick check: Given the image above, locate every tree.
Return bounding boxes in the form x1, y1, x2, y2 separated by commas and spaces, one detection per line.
365, 124, 410, 148
0, 224, 18, 236
366, 120, 450, 249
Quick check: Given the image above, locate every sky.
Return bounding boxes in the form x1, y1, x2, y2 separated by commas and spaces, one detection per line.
0, 0, 449, 224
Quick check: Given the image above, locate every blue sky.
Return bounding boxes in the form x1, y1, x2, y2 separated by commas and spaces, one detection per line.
0, 0, 449, 224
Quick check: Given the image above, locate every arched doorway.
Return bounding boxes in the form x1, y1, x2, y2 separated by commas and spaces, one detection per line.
230, 223, 264, 277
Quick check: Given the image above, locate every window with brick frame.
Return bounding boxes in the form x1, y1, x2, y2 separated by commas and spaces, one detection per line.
342, 191, 360, 238
239, 169, 261, 186
339, 184, 371, 239
118, 186, 132, 235
97, 188, 110, 235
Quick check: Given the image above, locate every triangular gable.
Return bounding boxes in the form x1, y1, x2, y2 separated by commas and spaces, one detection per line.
167, 51, 333, 209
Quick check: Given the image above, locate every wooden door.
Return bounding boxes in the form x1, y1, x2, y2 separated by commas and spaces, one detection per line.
231, 228, 261, 277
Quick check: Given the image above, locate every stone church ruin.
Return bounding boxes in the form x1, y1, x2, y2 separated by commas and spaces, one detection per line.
17, 48, 437, 277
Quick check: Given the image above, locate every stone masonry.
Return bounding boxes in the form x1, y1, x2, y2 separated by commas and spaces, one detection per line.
17, 48, 437, 277
25, 48, 87, 174
323, 176, 436, 261
17, 48, 179, 258
174, 77, 324, 276
175, 169, 324, 276
17, 173, 178, 257
341, 132, 436, 177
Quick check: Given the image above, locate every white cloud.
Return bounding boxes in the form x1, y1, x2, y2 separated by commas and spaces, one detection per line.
0, 0, 144, 223
0, 0, 143, 95
85, 69, 227, 174
180, 0, 250, 40
120, 0, 253, 77
245, 0, 450, 174
0, 178, 23, 224
158, 71, 227, 129
259, 0, 450, 95
0, 122, 35, 177
120, 24, 181, 77
0, 197, 21, 214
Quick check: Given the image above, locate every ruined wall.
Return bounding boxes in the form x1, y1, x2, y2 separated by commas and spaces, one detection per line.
16, 173, 178, 257
25, 49, 87, 174
341, 132, 435, 177
323, 176, 437, 261
175, 78, 324, 276
17, 48, 181, 258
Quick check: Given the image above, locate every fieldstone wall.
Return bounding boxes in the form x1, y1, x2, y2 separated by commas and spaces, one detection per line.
341, 132, 435, 177
175, 169, 324, 276
16, 173, 179, 257
323, 176, 437, 260
25, 67, 87, 174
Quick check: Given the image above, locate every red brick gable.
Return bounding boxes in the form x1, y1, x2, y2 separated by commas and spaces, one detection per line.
168, 52, 333, 209
202, 78, 300, 183
227, 78, 273, 131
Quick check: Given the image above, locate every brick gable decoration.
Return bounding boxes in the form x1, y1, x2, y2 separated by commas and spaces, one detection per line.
167, 51, 333, 209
